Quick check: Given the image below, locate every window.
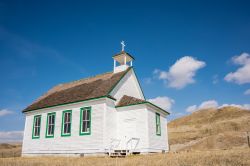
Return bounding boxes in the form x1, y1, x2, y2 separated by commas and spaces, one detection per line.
32, 115, 41, 139
79, 107, 91, 135
156, 113, 161, 136
61, 110, 72, 136
46, 112, 56, 138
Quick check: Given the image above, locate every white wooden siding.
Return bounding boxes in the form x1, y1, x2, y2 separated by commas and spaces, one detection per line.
110, 69, 145, 103
147, 106, 169, 152
103, 98, 118, 152
22, 99, 106, 156
116, 105, 149, 152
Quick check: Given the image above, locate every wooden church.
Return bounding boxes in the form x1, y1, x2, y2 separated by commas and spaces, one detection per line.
22, 43, 170, 157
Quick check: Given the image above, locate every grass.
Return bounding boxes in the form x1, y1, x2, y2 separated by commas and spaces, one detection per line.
0, 148, 250, 166
168, 107, 250, 151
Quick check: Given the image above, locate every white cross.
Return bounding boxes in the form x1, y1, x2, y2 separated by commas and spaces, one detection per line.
121, 41, 125, 51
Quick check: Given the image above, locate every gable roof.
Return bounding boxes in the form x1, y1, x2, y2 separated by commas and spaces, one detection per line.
22, 68, 131, 112
116, 95, 170, 115
116, 95, 146, 107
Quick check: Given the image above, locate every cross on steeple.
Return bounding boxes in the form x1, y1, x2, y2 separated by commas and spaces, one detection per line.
113, 41, 134, 73
121, 41, 125, 51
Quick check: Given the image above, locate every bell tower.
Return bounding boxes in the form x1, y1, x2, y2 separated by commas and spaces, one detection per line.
113, 41, 134, 73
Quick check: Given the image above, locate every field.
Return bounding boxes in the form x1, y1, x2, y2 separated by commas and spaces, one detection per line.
0, 148, 250, 166
168, 107, 250, 151
1, 106, 249, 166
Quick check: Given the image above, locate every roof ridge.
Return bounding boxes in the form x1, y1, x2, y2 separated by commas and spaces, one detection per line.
58, 71, 113, 87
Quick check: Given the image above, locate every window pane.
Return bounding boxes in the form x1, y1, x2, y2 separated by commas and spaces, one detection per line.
37, 117, 41, 127
86, 110, 90, 120
82, 110, 85, 120
68, 123, 71, 133
34, 116, 41, 137
51, 115, 55, 124
47, 114, 55, 136
48, 126, 51, 135
34, 127, 37, 136
49, 115, 52, 124
64, 124, 67, 133
51, 125, 54, 135
64, 113, 67, 123
67, 113, 70, 122
82, 121, 86, 132
87, 121, 90, 132
37, 126, 40, 135
80, 108, 91, 134
62, 112, 71, 135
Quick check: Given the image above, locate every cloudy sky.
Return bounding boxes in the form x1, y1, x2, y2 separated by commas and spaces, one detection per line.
0, 0, 250, 142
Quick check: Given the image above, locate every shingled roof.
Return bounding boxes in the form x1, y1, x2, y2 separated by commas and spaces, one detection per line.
116, 95, 170, 114
116, 95, 146, 107
22, 68, 131, 112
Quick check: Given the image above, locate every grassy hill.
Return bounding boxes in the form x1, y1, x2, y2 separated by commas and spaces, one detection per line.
168, 106, 250, 151
0, 143, 21, 157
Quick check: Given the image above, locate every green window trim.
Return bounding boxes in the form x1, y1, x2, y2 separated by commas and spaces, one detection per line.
79, 107, 91, 136
156, 113, 161, 136
45, 112, 56, 138
61, 110, 72, 137
32, 115, 41, 139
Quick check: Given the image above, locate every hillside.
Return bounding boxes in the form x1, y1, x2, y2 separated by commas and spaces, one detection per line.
168, 106, 250, 151
0, 143, 22, 157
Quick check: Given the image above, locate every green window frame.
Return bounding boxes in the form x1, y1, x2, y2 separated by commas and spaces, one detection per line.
156, 113, 161, 136
79, 107, 91, 135
45, 112, 56, 138
32, 115, 41, 139
61, 110, 72, 137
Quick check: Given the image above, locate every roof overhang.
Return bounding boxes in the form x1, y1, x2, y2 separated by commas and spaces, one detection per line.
113, 51, 135, 64
22, 95, 116, 113
116, 101, 170, 115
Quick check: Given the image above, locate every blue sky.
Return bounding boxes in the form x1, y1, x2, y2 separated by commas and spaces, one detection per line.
0, 0, 250, 142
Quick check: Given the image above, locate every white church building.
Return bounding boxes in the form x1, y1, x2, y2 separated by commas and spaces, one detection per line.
22, 45, 170, 157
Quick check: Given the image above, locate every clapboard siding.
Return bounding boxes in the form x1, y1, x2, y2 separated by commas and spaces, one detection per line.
110, 69, 145, 104
147, 107, 169, 152
103, 99, 118, 152
116, 105, 149, 151
22, 99, 106, 156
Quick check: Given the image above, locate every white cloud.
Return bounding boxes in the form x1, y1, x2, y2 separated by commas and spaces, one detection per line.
186, 105, 198, 113
224, 53, 250, 84
219, 104, 250, 110
0, 109, 14, 117
0, 131, 23, 143
154, 56, 206, 89
199, 100, 219, 109
186, 100, 218, 113
244, 89, 250, 95
148, 96, 175, 111
186, 100, 250, 113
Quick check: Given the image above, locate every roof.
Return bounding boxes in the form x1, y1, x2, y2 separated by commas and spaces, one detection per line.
113, 51, 135, 60
22, 68, 131, 112
116, 95, 146, 107
116, 95, 170, 115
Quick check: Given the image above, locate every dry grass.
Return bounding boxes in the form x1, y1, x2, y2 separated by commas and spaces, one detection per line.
0, 148, 250, 166
168, 106, 250, 151
0, 143, 21, 158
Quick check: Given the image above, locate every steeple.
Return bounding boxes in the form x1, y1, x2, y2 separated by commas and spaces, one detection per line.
113, 41, 134, 73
